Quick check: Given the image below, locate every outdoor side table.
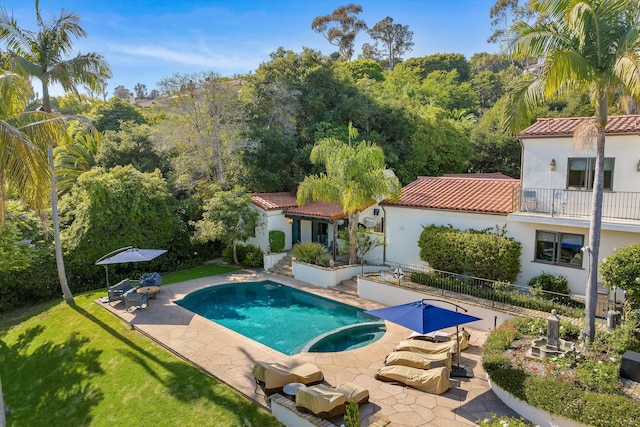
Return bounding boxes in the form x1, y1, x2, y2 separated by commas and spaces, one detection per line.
137, 286, 160, 299
283, 382, 306, 400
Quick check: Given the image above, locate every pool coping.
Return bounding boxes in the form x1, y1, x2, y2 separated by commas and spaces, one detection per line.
96, 269, 519, 427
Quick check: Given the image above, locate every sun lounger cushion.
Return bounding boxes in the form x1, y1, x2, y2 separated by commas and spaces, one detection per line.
385, 350, 452, 371
394, 339, 457, 355
332, 382, 369, 405
409, 329, 471, 351
296, 385, 347, 418
295, 382, 369, 419
252, 361, 323, 394
375, 365, 451, 394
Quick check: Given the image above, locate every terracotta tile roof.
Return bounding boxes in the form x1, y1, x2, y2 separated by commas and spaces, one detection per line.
519, 115, 640, 138
252, 192, 348, 220
251, 192, 298, 210
382, 174, 520, 214
285, 201, 347, 221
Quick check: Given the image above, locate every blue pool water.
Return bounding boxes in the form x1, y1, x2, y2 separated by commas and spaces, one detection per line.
176, 280, 384, 355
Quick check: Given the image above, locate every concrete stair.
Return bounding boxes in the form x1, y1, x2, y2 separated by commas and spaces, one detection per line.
269, 251, 293, 277
334, 276, 358, 296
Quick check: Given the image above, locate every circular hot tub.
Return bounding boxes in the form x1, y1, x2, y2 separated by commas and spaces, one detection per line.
300, 322, 386, 353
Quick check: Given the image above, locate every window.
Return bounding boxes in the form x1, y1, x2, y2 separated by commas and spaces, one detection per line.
567, 157, 614, 190
535, 231, 584, 267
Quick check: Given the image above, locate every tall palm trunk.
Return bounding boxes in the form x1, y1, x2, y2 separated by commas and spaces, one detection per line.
43, 90, 74, 304
348, 213, 357, 264
584, 93, 608, 341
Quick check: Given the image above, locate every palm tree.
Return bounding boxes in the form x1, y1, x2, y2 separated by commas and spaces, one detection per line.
0, 2, 111, 304
297, 136, 402, 265
0, 70, 64, 219
503, 0, 640, 341
54, 130, 100, 196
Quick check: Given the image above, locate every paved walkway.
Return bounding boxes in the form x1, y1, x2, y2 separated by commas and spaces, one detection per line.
97, 270, 520, 426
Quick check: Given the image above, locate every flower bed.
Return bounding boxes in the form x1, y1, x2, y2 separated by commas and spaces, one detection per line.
483, 315, 640, 427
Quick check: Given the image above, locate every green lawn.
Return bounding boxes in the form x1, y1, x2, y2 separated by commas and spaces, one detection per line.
0, 266, 280, 427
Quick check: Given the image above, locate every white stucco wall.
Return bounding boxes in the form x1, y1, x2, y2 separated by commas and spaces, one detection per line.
246, 207, 293, 251
521, 134, 640, 191
383, 205, 510, 267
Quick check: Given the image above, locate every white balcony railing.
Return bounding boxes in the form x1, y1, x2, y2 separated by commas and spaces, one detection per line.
512, 187, 640, 222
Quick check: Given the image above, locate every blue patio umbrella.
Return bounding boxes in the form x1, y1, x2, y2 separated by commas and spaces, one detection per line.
365, 299, 481, 377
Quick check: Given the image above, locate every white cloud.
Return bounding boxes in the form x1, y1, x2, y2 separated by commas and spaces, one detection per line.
108, 43, 258, 71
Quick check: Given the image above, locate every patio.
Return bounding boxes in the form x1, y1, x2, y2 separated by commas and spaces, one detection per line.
97, 269, 520, 426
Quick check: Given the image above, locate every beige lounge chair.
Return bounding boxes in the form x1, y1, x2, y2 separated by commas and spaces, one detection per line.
375, 365, 451, 394
295, 382, 369, 419
385, 350, 452, 371
409, 329, 471, 351
394, 339, 457, 355
252, 361, 323, 395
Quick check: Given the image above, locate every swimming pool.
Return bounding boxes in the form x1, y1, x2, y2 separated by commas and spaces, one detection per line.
176, 280, 385, 355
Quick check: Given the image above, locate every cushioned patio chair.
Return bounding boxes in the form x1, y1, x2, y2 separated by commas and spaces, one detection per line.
394, 339, 457, 355
375, 365, 451, 394
252, 361, 323, 395
107, 278, 133, 304
123, 287, 148, 310
295, 382, 369, 419
385, 350, 452, 371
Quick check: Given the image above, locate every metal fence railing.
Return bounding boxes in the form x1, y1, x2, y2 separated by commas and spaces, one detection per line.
359, 259, 612, 319
512, 187, 640, 222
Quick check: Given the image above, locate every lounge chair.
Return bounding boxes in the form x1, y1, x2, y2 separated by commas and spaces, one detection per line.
375, 365, 451, 394
107, 278, 133, 304
409, 328, 471, 351
385, 350, 452, 371
394, 339, 457, 355
252, 361, 323, 395
295, 382, 369, 419
123, 287, 148, 310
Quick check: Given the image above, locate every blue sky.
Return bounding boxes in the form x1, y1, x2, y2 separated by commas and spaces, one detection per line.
1, 0, 500, 96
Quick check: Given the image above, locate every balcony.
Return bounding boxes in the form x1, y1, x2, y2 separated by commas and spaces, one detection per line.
511, 187, 640, 224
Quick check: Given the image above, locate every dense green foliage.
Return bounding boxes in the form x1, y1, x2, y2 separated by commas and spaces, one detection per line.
483, 317, 640, 427
193, 186, 259, 264
410, 271, 583, 318
417, 224, 521, 282
292, 242, 331, 266
268, 230, 286, 253
60, 165, 187, 287
600, 244, 640, 305
96, 122, 168, 174
528, 272, 572, 304
89, 97, 146, 132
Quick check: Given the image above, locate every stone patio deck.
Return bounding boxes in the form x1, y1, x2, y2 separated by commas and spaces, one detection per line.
97, 269, 520, 426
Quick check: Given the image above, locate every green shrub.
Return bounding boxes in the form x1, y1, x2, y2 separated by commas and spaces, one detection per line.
222, 244, 249, 264
417, 224, 521, 282
592, 307, 640, 353
292, 242, 330, 267
477, 414, 534, 427
410, 271, 583, 318
268, 230, 286, 253
575, 359, 622, 394
528, 272, 572, 304
243, 245, 264, 268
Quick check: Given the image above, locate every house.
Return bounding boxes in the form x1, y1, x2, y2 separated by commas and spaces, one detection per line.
381, 115, 640, 301
507, 115, 640, 299
247, 192, 385, 261
249, 192, 346, 253
380, 174, 520, 267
